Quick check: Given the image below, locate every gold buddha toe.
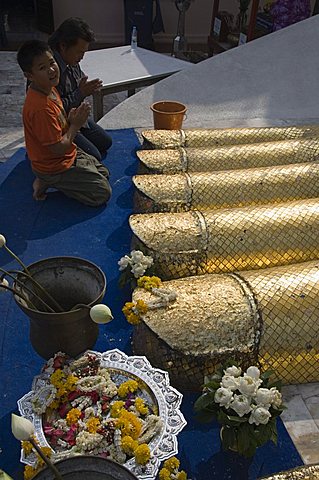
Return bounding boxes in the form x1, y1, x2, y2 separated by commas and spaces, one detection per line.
133, 162, 319, 213
132, 260, 319, 391
137, 139, 319, 175
142, 125, 319, 149
130, 199, 319, 280
259, 464, 319, 479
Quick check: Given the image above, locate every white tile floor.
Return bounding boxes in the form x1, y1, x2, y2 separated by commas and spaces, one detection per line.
1, 50, 318, 466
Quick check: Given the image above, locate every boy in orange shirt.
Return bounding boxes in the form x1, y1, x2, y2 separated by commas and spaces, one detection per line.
17, 40, 111, 207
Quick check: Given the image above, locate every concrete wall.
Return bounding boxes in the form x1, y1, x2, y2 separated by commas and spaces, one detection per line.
52, 0, 213, 45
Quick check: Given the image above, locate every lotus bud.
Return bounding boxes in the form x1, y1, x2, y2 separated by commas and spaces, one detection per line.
0, 278, 9, 293
90, 304, 114, 324
0, 470, 14, 480
11, 414, 34, 441
0, 235, 6, 248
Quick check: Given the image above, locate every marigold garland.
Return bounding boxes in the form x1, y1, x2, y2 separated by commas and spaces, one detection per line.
159, 457, 188, 480
116, 410, 142, 439
117, 379, 138, 398
122, 300, 148, 325
137, 275, 162, 291
121, 435, 139, 455
22, 351, 164, 478
134, 443, 151, 465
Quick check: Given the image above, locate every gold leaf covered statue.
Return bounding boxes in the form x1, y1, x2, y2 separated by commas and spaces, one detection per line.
130, 199, 319, 280
133, 162, 319, 213
137, 139, 319, 174
142, 125, 319, 149
132, 260, 319, 391
259, 464, 319, 479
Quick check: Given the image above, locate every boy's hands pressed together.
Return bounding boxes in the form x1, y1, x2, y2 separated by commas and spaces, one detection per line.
79, 76, 103, 97
68, 102, 91, 129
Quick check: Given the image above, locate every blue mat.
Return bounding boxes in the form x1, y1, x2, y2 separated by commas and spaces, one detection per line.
0, 129, 303, 479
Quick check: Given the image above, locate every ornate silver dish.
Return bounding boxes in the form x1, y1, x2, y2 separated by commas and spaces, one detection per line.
17, 349, 187, 480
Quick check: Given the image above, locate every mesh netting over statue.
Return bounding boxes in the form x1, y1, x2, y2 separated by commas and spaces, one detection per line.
259, 464, 319, 479
132, 260, 319, 391
137, 139, 319, 175
130, 199, 319, 280
133, 162, 319, 213
141, 125, 319, 150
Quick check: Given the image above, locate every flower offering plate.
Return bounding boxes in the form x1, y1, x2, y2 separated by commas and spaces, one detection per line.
17, 349, 187, 480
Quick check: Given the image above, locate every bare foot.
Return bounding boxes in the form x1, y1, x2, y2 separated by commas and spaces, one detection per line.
33, 177, 47, 201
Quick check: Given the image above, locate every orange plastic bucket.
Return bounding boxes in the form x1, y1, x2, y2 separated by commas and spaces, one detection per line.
150, 100, 187, 130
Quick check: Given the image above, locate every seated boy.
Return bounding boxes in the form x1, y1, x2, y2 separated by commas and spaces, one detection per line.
17, 40, 111, 207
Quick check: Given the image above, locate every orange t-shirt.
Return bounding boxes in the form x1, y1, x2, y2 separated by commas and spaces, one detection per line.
23, 87, 76, 174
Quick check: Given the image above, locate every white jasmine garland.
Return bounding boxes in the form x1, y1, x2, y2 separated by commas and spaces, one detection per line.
249, 405, 271, 425
230, 394, 252, 417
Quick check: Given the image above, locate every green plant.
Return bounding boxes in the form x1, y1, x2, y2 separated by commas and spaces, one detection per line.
194, 360, 285, 457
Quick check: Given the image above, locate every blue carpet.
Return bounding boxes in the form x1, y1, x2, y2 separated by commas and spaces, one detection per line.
0, 129, 303, 479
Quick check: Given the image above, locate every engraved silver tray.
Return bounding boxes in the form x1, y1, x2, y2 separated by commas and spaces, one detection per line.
17, 349, 187, 480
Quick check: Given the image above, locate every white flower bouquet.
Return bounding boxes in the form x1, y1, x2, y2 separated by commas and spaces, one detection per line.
118, 250, 154, 288
194, 362, 285, 457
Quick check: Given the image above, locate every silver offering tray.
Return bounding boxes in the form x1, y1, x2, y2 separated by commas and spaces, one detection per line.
17, 349, 187, 480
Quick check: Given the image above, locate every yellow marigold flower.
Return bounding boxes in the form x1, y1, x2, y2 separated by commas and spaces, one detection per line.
118, 379, 138, 398
126, 312, 140, 325
177, 471, 187, 480
137, 276, 162, 291
110, 401, 125, 418
24, 465, 39, 480
116, 410, 142, 439
134, 443, 150, 465
121, 435, 139, 455
135, 397, 149, 416
159, 468, 172, 480
22, 441, 33, 456
123, 303, 139, 325
136, 299, 148, 314
65, 374, 78, 391
86, 417, 100, 433
50, 369, 65, 387
163, 457, 180, 473
66, 408, 81, 426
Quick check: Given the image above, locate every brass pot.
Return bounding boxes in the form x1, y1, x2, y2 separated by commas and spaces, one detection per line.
14, 257, 106, 359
